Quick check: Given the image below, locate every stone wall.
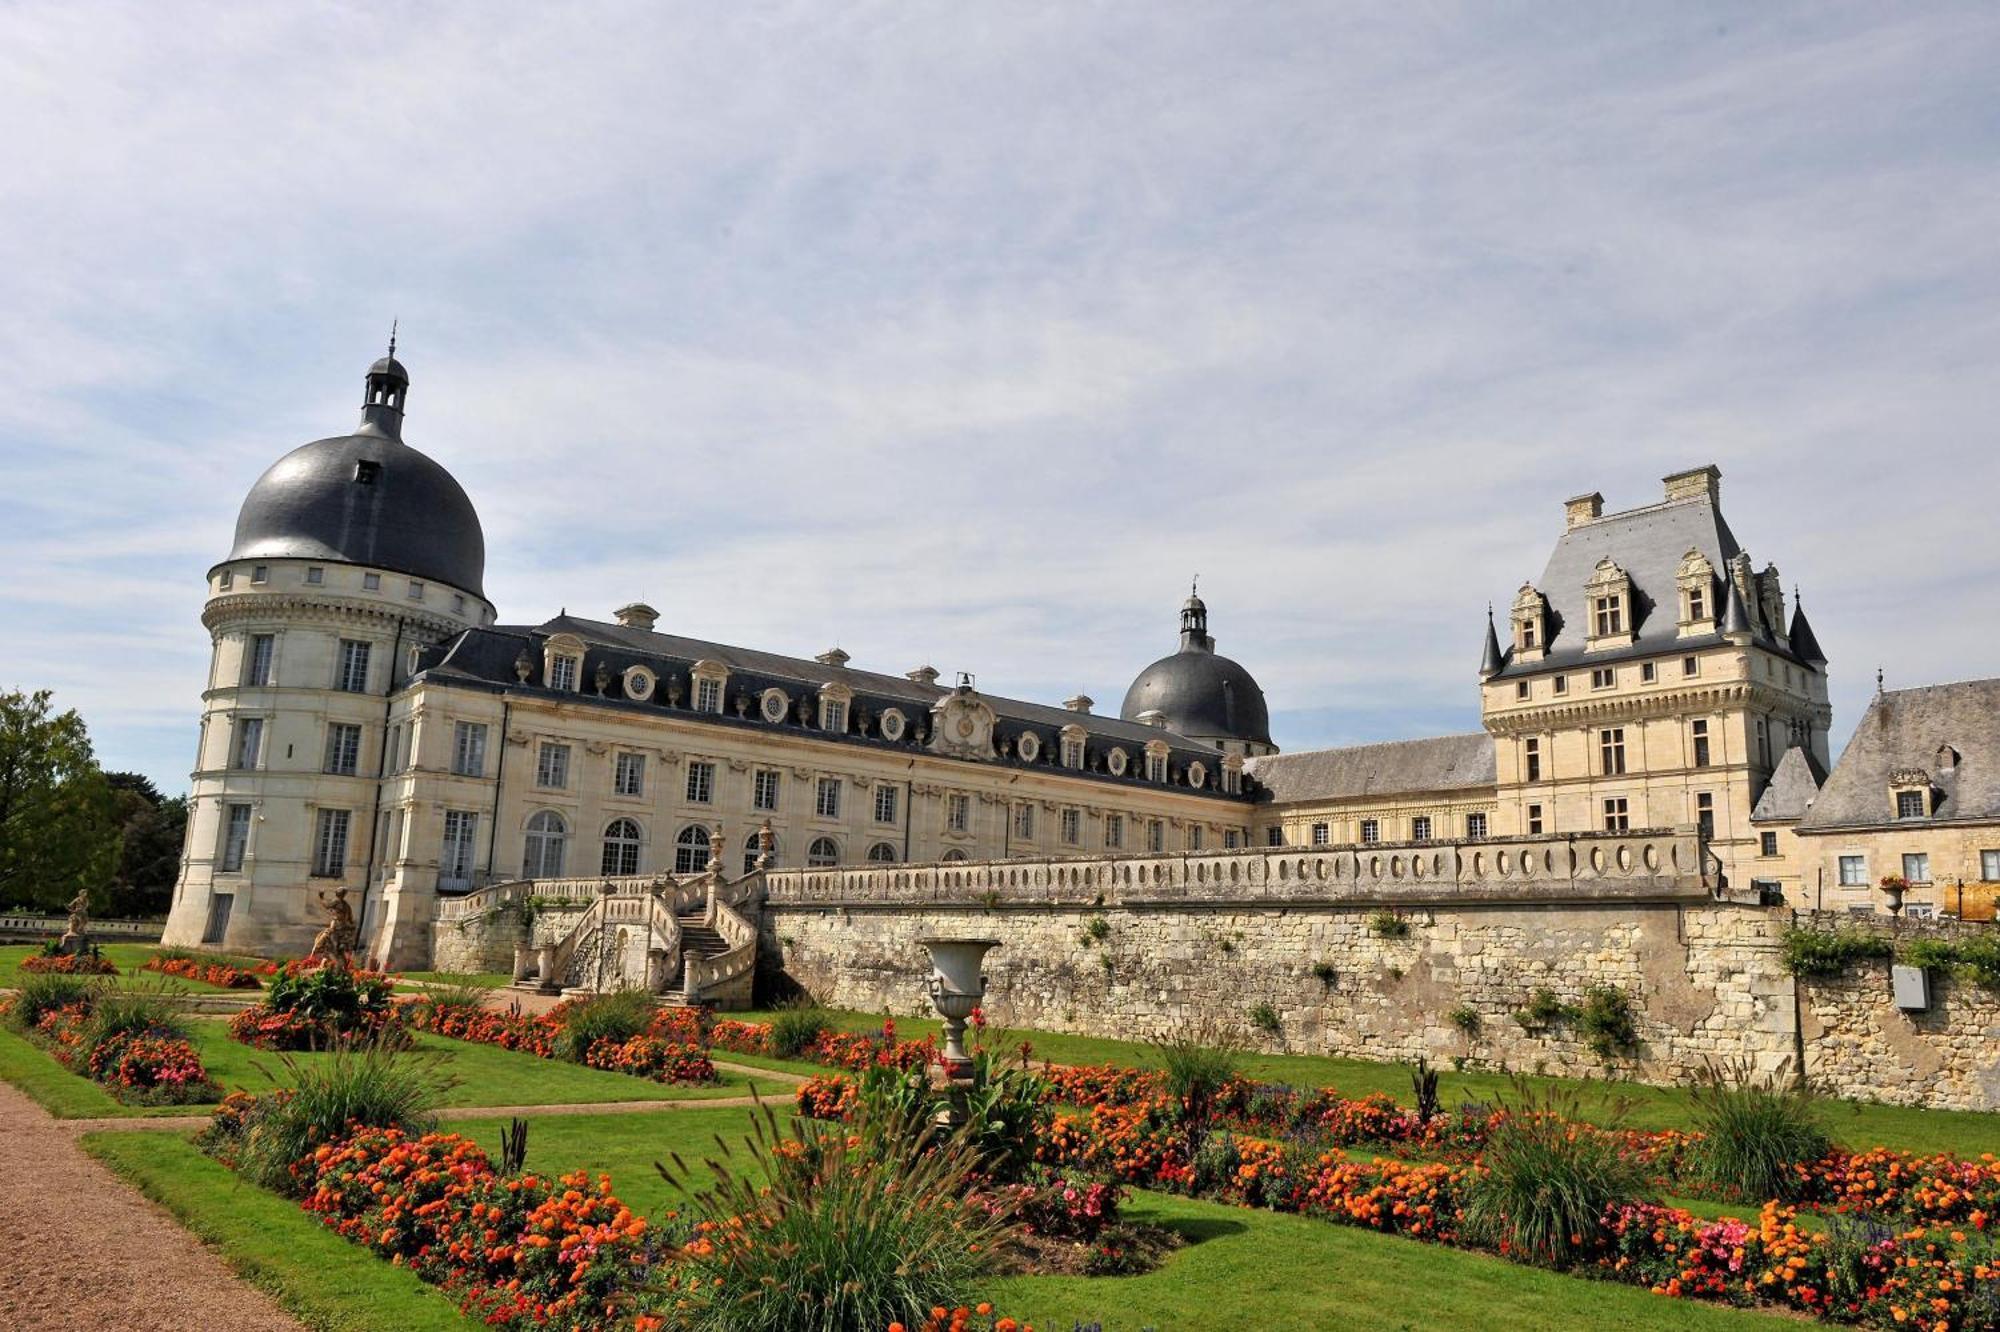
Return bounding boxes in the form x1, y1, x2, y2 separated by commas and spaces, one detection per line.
758, 835, 2000, 1111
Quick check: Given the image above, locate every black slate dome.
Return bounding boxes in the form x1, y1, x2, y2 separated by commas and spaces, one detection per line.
1119, 593, 1272, 748
222, 352, 486, 599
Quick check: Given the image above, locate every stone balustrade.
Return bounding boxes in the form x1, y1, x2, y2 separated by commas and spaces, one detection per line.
762, 826, 1710, 910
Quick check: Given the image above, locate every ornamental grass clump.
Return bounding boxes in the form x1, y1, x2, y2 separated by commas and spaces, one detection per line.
550, 988, 656, 1063
217, 1043, 452, 1194
1686, 1058, 1830, 1202
766, 1001, 832, 1060
4, 971, 95, 1032
1459, 1082, 1651, 1269
653, 1095, 1018, 1332
83, 982, 191, 1050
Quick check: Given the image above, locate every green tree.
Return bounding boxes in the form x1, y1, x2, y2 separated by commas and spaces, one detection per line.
0, 690, 118, 911
103, 772, 189, 918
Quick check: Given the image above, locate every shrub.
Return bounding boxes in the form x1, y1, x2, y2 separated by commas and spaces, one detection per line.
208, 1043, 449, 1194
1310, 960, 1337, 987
1410, 1057, 1441, 1125
1575, 985, 1639, 1058
1447, 1003, 1481, 1035
1080, 915, 1111, 946
5, 972, 96, 1032
655, 1098, 1017, 1332
84, 983, 190, 1051
1781, 925, 1893, 977
1459, 1083, 1652, 1267
549, 989, 655, 1063
1149, 1023, 1242, 1150
1512, 986, 1569, 1030
1367, 909, 1410, 939
1687, 1059, 1830, 1202
1247, 1001, 1281, 1035
233, 963, 400, 1050
767, 1001, 832, 1060
959, 1046, 1053, 1184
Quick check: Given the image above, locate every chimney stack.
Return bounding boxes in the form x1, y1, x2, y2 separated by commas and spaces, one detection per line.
613, 602, 659, 631
1063, 694, 1094, 714
815, 648, 851, 669
906, 665, 940, 686
1563, 492, 1604, 529
1662, 465, 1721, 506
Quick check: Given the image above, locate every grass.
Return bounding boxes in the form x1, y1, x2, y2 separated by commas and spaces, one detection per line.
0, 1019, 787, 1118
0, 942, 261, 992
730, 1006, 2000, 1158
84, 1130, 484, 1332
397, 970, 511, 989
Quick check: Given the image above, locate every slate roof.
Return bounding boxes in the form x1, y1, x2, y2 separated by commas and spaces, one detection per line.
1798, 679, 2000, 830
1245, 733, 1496, 804
417, 614, 1254, 803
1750, 746, 1825, 824
1492, 490, 1804, 678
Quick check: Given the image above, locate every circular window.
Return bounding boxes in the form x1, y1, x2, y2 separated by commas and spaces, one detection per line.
1187, 761, 1207, 789
879, 708, 906, 741
622, 666, 654, 701
1107, 747, 1129, 776
1016, 731, 1041, 763
760, 688, 789, 723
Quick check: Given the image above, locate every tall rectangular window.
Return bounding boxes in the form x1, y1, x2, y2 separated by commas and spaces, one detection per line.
1896, 790, 1925, 819
1524, 738, 1541, 782
549, 655, 578, 692
873, 785, 899, 824
1838, 855, 1866, 886
1267, 826, 1284, 847
1147, 819, 1165, 853
220, 803, 252, 872
1599, 728, 1626, 775
1552, 676, 1568, 695
441, 811, 478, 887
613, 752, 645, 798
815, 776, 841, 818
686, 760, 715, 804
1061, 737, 1084, 769
1593, 595, 1622, 636
820, 699, 847, 733
1146, 753, 1167, 783
1411, 816, 1432, 842
244, 634, 275, 686
1982, 849, 2000, 881
1691, 720, 1711, 769
1760, 831, 1779, 857
451, 722, 487, 777
232, 717, 264, 770
1466, 812, 1487, 838
1225, 829, 1241, 849
1527, 803, 1544, 835
1603, 797, 1629, 832
1683, 656, 1699, 677
1311, 821, 1330, 847
337, 640, 372, 693
1061, 807, 1081, 845
1188, 825, 1204, 851
323, 722, 362, 776
945, 792, 969, 832
1696, 792, 1715, 841
536, 742, 570, 789
1013, 804, 1034, 839
1903, 852, 1930, 882
753, 769, 781, 811
1105, 813, 1124, 849
1641, 661, 1657, 683
1359, 819, 1379, 844
695, 677, 723, 714
312, 808, 350, 876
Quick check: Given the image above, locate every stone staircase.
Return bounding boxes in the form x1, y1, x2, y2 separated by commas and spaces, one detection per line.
660, 910, 731, 1007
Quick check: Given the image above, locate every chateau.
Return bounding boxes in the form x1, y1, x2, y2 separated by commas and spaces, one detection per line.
162, 349, 1990, 972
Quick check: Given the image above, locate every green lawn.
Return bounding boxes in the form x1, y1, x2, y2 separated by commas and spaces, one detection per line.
730, 1006, 2000, 1158
84, 1131, 483, 1332
0, 1020, 785, 1119
0, 942, 257, 992
395, 970, 512, 988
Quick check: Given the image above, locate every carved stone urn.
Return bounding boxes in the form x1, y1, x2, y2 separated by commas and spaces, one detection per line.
919, 937, 1000, 1076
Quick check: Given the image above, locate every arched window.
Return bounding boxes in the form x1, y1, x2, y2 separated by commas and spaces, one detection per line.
674, 824, 711, 875
807, 836, 839, 868
867, 842, 898, 863
601, 818, 643, 876
941, 848, 968, 863
522, 811, 567, 879
742, 832, 777, 875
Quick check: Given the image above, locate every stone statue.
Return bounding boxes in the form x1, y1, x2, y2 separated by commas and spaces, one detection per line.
756, 818, 774, 870
308, 887, 357, 964
57, 889, 91, 956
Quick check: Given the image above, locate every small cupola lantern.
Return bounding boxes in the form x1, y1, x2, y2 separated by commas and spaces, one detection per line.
358, 324, 409, 440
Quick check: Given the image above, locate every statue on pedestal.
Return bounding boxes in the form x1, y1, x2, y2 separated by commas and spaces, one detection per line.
57, 889, 91, 956
308, 887, 357, 965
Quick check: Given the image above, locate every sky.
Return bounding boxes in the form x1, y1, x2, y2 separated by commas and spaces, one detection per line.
3, 2, 1998, 795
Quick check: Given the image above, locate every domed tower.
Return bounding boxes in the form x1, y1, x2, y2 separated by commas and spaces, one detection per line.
1120, 590, 1276, 757
162, 345, 493, 957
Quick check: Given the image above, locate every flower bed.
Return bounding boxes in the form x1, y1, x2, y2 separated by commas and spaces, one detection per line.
143, 955, 262, 989
20, 951, 118, 976
24, 1000, 217, 1105
228, 963, 402, 1051
398, 997, 718, 1086
710, 1014, 938, 1072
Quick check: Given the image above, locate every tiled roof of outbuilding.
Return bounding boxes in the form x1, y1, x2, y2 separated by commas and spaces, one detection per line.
1750, 746, 1825, 824
1798, 678, 2000, 830
1246, 733, 1495, 803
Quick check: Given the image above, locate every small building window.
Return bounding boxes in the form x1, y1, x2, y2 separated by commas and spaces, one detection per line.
873, 785, 899, 825
1603, 797, 1629, 832
1147, 819, 1165, 853
1593, 594, 1623, 637
1837, 855, 1867, 886
1982, 849, 2000, 881
1188, 825, 1204, 851
337, 640, 372, 694
1267, 827, 1284, 847
323, 723, 362, 776
1359, 819, 1379, 845
1013, 804, 1035, 839
305, 566, 324, 585
362, 572, 381, 590
451, 722, 488, 777
1411, 816, 1432, 842
613, 752, 645, 798
1105, 813, 1124, 849
1527, 803, 1544, 835
1896, 789, 1926, 820
536, 742, 570, 789
1902, 852, 1931, 883
1683, 656, 1698, 677
1696, 791, 1714, 841
1515, 680, 1530, 700
1524, 738, 1541, 782
945, 792, 969, 833
820, 698, 848, 733
753, 769, 781, 811
1311, 821, 1330, 846
251, 565, 269, 584
1467, 812, 1487, 838
674, 824, 711, 875
685, 760, 715, 804
220, 803, 252, 872
244, 634, 275, 687
1060, 807, 1081, 845
1225, 829, 1240, 849
408, 580, 425, 601
815, 776, 841, 819
807, 836, 838, 868
1641, 661, 1657, 683
219, 569, 235, 590
453, 594, 467, 614
311, 808, 350, 876
1760, 831, 1779, 857
1552, 676, 1568, 695
1691, 719, 1711, 769
1590, 667, 1614, 690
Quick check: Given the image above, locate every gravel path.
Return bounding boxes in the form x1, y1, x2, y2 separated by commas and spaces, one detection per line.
0, 1079, 301, 1332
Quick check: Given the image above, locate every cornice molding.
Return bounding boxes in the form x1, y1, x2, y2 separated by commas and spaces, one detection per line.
202, 591, 462, 639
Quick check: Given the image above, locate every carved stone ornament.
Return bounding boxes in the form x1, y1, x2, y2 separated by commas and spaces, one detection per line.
513, 650, 534, 682
593, 662, 612, 694
928, 687, 998, 761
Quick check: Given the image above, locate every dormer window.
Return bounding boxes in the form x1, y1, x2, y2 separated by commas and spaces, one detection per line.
353, 460, 380, 485
1015, 731, 1042, 763
1510, 583, 1548, 660
1187, 760, 1207, 789
549, 655, 578, 691
1107, 747, 1130, 777
1675, 550, 1717, 637
1584, 559, 1636, 649
760, 688, 789, 723
817, 683, 852, 734
1145, 744, 1169, 783
696, 678, 722, 713
544, 633, 585, 693
1897, 789, 1926, 820
1060, 727, 1085, 770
